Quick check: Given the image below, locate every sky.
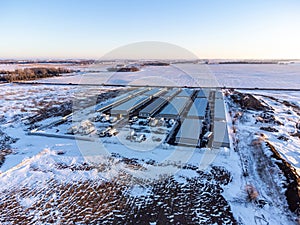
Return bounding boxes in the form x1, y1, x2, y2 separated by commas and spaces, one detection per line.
0, 0, 300, 59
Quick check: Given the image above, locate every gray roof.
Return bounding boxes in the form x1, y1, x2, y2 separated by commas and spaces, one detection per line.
163, 88, 180, 98
213, 121, 230, 147
214, 99, 226, 121
196, 89, 207, 98
187, 98, 208, 118
95, 88, 147, 112
176, 89, 195, 98
175, 119, 203, 145
111, 95, 149, 115
215, 90, 224, 100
143, 88, 164, 97
139, 97, 167, 117
159, 97, 190, 117
124, 88, 147, 97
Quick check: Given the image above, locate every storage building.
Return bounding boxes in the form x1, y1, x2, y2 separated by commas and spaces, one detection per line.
158, 97, 190, 119
175, 118, 203, 147
187, 98, 208, 119
95, 87, 148, 112
143, 88, 166, 98
196, 89, 207, 98
110, 95, 150, 116
212, 121, 230, 148
163, 88, 181, 99
139, 97, 168, 118
214, 99, 226, 121
215, 90, 224, 100
176, 89, 195, 98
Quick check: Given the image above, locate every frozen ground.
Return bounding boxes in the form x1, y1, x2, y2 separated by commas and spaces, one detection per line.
225, 89, 300, 221
210, 63, 300, 88
240, 90, 300, 174
0, 82, 299, 223
36, 63, 300, 89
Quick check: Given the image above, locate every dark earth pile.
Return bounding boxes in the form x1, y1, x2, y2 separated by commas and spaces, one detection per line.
229, 91, 271, 111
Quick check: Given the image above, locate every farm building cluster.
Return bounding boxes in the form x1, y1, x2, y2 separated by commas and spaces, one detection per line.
29, 86, 230, 150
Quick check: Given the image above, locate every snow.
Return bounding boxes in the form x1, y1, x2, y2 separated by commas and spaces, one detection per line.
0, 63, 299, 224
19, 196, 39, 208
129, 185, 152, 197
240, 90, 300, 174
223, 90, 298, 224
210, 63, 300, 88
35, 63, 300, 89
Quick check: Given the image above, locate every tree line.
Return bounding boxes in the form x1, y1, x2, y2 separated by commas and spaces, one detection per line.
0, 67, 76, 82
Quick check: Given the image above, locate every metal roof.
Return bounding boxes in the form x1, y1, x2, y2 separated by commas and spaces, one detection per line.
139, 97, 168, 117
95, 88, 147, 112
214, 99, 226, 121
122, 88, 147, 97
176, 89, 195, 98
215, 90, 224, 99
213, 121, 230, 148
111, 95, 150, 115
187, 98, 208, 118
143, 88, 165, 97
163, 88, 181, 98
196, 89, 207, 98
158, 97, 190, 118
175, 119, 203, 146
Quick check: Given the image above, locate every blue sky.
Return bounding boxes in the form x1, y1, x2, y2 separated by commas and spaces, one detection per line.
0, 0, 300, 59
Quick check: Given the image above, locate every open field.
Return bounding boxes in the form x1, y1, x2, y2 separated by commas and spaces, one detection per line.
0, 63, 299, 224
15, 62, 300, 89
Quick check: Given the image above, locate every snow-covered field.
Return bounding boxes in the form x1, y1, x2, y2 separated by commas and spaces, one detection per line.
36, 63, 300, 89
210, 63, 300, 88
241, 90, 300, 174
224, 90, 300, 223
0, 64, 299, 224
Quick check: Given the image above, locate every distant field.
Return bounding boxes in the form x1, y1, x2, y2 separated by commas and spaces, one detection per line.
15, 62, 300, 89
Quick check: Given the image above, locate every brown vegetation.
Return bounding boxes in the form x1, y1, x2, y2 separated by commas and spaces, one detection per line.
141, 62, 170, 66
0, 67, 76, 82
245, 184, 259, 201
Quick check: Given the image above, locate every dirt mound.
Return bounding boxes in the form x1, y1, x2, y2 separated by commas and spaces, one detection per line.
229, 91, 271, 111
260, 126, 279, 132
255, 112, 283, 125
265, 141, 300, 214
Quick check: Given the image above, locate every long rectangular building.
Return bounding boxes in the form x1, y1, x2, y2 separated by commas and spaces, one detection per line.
143, 88, 166, 97
214, 99, 226, 121
110, 95, 150, 116
163, 88, 181, 99
187, 98, 208, 119
212, 121, 230, 148
215, 90, 224, 100
175, 119, 203, 147
139, 97, 168, 118
95, 88, 148, 112
176, 89, 195, 98
196, 89, 207, 98
158, 97, 190, 119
